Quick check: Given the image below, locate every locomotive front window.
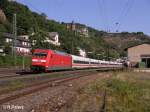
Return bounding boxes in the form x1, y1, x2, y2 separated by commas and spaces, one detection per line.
33, 52, 47, 57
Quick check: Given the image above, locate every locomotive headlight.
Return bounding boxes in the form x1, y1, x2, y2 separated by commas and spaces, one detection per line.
32, 59, 46, 63
40, 60, 46, 62
32, 59, 38, 62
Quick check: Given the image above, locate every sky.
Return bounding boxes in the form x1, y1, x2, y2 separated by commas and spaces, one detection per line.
16, 0, 150, 36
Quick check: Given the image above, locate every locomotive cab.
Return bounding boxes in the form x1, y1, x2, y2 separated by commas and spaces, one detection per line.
31, 49, 72, 72
31, 49, 50, 72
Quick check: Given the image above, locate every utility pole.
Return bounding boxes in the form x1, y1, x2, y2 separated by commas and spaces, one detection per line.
107, 45, 110, 61
22, 54, 25, 70
71, 21, 75, 54
13, 13, 17, 67
72, 33, 74, 54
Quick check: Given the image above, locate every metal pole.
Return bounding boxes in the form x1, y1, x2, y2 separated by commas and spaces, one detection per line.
107, 45, 110, 61
12, 15, 14, 56
22, 54, 25, 70
72, 35, 73, 54
13, 13, 17, 67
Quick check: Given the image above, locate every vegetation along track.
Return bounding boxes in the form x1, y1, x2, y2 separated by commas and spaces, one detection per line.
100, 89, 107, 112
0, 70, 101, 105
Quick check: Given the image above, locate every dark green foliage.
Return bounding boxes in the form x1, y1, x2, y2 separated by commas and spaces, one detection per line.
0, 55, 31, 67
0, 0, 9, 9
4, 2, 36, 34
0, 30, 5, 46
136, 32, 144, 35
3, 44, 11, 54
0, 24, 7, 32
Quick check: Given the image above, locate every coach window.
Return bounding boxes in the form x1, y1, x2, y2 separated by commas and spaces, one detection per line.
74, 60, 89, 64
91, 62, 99, 64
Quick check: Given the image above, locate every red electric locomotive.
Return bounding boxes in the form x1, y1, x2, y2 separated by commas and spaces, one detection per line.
31, 49, 72, 72
31, 49, 123, 72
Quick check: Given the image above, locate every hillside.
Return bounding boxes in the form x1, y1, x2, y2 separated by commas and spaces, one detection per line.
0, 0, 150, 60
103, 32, 150, 56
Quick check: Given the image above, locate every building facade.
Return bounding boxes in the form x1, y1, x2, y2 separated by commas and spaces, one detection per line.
78, 48, 86, 57
64, 21, 89, 37
2, 31, 61, 55
44, 32, 60, 46
127, 43, 150, 68
16, 35, 31, 54
3, 33, 31, 55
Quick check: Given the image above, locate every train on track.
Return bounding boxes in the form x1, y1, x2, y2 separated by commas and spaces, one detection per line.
31, 49, 123, 72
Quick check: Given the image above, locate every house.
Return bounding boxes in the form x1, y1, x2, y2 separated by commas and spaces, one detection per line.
16, 35, 31, 54
80, 27, 89, 37
44, 32, 60, 46
2, 31, 61, 54
3, 33, 31, 55
78, 48, 87, 57
125, 43, 150, 68
63, 21, 89, 37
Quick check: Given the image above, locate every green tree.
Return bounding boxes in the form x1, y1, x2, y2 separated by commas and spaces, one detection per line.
30, 30, 47, 49
0, 0, 9, 9
4, 43, 11, 54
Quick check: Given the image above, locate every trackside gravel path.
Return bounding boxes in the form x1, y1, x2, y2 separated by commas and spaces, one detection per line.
0, 72, 111, 112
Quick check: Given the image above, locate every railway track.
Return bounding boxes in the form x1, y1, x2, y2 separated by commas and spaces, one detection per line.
0, 67, 122, 80
0, 74, 21, 79
0, 71, 96, 105
0, 71, 32, 79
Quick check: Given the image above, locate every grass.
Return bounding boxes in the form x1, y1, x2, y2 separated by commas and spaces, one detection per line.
0, 55, 31, 67
107, 71, 150, 112
64, 71, 150, 112
106, 79, 149, 112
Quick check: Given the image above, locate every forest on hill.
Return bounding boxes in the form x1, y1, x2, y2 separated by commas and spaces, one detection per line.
0, 0, 150, 60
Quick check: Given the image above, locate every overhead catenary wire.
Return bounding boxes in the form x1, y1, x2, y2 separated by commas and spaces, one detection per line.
97, 0, 110, 32
103, 0, 111, 32
115, 0, 135, 32
116, 0, 131, 31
